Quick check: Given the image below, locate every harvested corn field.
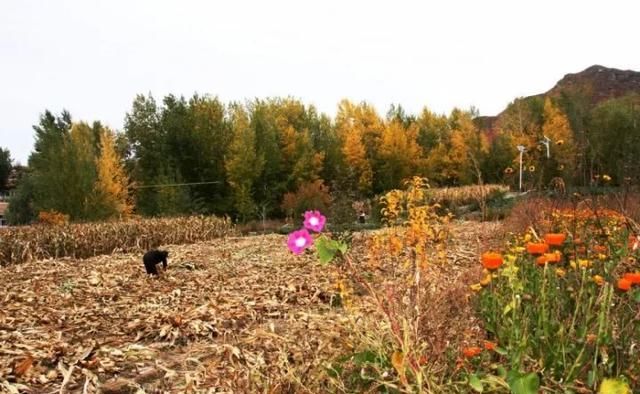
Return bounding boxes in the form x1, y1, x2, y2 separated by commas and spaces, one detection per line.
0, 221, 499, 393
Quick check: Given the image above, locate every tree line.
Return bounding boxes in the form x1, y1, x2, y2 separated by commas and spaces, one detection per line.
3, 91, 639, 224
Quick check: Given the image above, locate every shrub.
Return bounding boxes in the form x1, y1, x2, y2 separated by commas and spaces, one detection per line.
37, 210, 70, 226
281, 180, 332, 220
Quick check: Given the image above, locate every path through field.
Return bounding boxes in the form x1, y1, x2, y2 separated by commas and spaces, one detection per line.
0, 221, 501, 393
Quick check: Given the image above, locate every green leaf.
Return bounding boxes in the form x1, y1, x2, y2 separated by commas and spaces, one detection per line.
496, 365, 508, 378
588, 370, 596, 387
503, 300, 515, 316
469, 374, 484, 393
352, 350, 378, 365
315, 237, 338, 264
315, 237, 349, 264
598, 378, 631, 394
633, 290, 640, 303
494, 346, 508, 356
507, 370, 540, 394
316, 243, 336, 264
336, 241, 348, 254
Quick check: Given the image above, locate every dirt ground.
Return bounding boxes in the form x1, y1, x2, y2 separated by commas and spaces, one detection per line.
0, 220, 502, 393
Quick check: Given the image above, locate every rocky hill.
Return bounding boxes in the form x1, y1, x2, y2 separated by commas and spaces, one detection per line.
476, 65, 640, 130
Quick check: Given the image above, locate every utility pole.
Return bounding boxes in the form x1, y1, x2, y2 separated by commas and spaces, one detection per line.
517, 145, 526, 192
541, 136, 551, 158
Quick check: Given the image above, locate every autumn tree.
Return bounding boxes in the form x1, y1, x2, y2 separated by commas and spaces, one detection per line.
378, 119, 422, 190
424, 109, 487, 185
449, 111, 488, 185
415, 108, 449, 154
94, 128, 133, 219
335, 100, 383, 195
273, 98, 324, 190
540, 98, 575, 184
225, 104, 264, 221
62, 122, 100, 220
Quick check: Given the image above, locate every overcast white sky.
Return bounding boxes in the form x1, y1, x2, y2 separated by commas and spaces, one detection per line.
1, 0, 639, 163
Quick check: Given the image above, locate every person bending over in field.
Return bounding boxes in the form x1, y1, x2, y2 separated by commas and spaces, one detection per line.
143, 249, 169, 276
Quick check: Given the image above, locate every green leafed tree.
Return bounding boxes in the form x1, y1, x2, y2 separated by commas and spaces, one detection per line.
5, 170, 35, 225
0, 147, 11, 192
588, 94, 640, 184
124, 94, 165, 215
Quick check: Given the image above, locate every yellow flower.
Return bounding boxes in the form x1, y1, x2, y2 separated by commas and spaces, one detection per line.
570, 260, 577, 270
529, 165, 536, 172
597, 253, 607, 261
555, 268, 566, 278
578, 259, 591, 269
470, 284, 483, 292
480, 274, 492, 286
592, 275, 605, 286
602, 174, 611, 182
523, 234, 532, 243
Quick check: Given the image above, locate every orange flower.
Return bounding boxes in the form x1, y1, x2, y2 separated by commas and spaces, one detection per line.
629, 234, 640, 251
544, 251, 562, 263
462, 347, 482, 358
623, 272, 640, 285
481, 252, 504, 271
536, 255, 549, 266
544, 233, 566, 246
593, 245, 607, 254
617, 278, 632, 292
527, 242, 549, 255
536, 251, 561, 266
483, 341, 497, 351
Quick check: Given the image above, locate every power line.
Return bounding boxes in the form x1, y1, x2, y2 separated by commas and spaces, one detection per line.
132, 181, 222, 189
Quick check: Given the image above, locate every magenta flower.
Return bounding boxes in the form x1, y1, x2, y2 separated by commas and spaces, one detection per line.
303, 210, 326, 233
287, 228, 313, 255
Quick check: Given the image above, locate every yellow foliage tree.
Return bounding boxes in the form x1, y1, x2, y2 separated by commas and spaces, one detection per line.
541, 97, 575, 175
336, 99, 383, 194
95, 128, 133, 219
448, 111, 488, 184
378, 119, 423, 189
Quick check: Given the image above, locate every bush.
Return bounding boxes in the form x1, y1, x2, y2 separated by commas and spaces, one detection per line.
281, 180, 332, 220
37, 210, 70, 226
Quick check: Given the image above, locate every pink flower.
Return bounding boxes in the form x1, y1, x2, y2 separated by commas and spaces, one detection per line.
303, 210, 326, 233
287, 229, 313, 255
